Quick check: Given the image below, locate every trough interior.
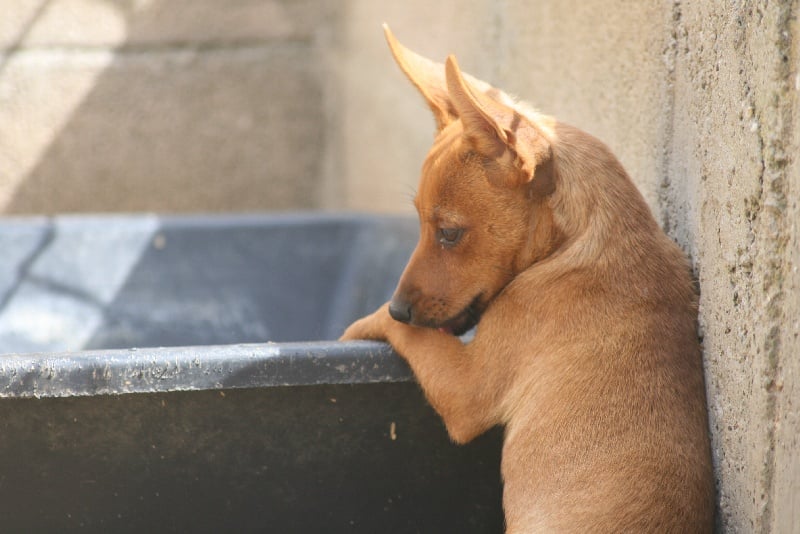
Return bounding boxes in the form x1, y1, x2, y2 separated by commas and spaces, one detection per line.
0, 214, 416, 353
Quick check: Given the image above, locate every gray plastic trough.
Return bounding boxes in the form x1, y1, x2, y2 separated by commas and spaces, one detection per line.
0, 214, 503, 533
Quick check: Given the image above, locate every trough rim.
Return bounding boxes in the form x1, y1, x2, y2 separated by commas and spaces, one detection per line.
0, 341, 413, 399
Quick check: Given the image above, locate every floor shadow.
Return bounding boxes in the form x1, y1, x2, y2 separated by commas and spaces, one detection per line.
4, 0, 334, 214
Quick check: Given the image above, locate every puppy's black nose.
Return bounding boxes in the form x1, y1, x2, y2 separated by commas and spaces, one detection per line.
389, 299, 412, 324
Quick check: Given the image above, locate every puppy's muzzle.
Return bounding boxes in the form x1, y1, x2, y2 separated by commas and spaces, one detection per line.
388, 298, 413, 324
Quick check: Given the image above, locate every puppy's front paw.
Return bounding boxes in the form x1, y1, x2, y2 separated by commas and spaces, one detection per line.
339, 303, 392, 341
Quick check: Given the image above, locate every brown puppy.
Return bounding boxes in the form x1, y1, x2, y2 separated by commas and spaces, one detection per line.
341, 26, 714, 533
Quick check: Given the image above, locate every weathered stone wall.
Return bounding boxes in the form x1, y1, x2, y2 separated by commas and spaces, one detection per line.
1, 1, 797, 531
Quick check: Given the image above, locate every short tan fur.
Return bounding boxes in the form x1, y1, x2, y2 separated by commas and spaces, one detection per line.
342, 26, 714, 533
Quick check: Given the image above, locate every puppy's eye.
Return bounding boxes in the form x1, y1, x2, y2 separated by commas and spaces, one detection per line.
437, 227, 464, 247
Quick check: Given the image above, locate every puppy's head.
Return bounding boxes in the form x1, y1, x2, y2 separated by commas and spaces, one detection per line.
384, 26, 561, 335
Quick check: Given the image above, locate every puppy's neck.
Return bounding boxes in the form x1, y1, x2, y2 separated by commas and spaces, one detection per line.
544, 123, 661, 269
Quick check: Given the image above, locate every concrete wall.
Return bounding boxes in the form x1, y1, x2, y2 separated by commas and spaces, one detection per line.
1, 1, 798, 532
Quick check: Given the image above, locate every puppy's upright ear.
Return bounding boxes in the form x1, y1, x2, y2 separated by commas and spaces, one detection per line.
383, 24, 458, 131
445, 55, 553, 190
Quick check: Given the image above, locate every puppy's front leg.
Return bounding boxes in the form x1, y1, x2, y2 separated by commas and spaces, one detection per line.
342, 303, 499, 443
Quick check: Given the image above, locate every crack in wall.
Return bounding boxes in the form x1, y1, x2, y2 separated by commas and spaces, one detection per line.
658, 0, 681, 238
0, 39, 315, 57
0, 0, 51, 79
746, 2, 795, 532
